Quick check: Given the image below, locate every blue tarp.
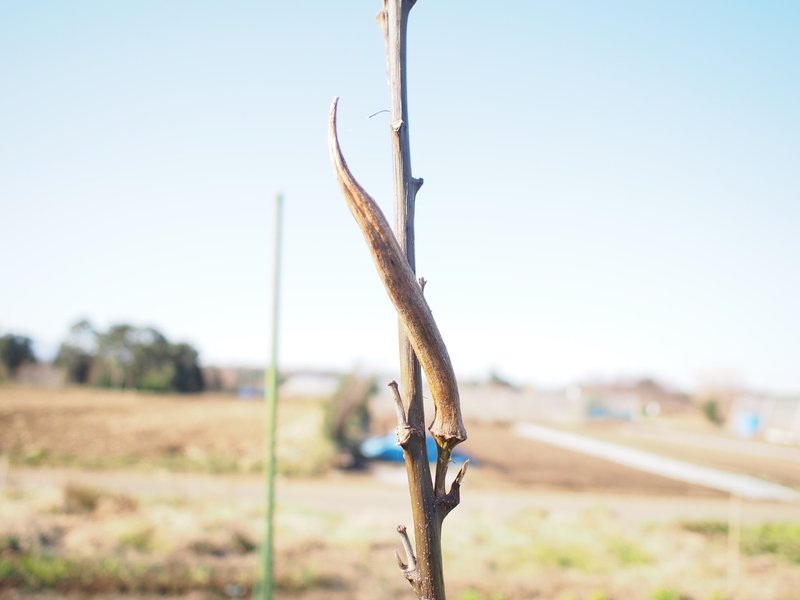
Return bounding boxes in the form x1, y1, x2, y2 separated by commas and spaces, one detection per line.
361, 432, 472, 464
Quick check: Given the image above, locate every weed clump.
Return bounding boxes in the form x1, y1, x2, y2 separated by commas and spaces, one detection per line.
743, 522, 800, 563
62, 483, 137, 514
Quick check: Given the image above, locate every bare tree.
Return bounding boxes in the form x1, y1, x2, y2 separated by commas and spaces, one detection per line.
328, 2, 467, 598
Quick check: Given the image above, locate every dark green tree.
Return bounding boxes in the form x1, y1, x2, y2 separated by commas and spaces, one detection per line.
56, 320, 204, 393
92, 324, 138, 388
169, 343, 204, 393
55, 319, 97, 384
0, 333, 37, 378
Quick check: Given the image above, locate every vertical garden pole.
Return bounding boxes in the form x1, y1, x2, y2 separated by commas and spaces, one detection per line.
256, 192, 283, 600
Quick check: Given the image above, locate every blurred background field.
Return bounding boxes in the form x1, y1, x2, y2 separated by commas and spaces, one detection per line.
2, 384, 800, 600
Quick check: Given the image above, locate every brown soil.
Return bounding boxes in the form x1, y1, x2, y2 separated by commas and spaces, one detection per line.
3, 386, 798, 496
0, 387, 267, 466
463, 421, 719, 496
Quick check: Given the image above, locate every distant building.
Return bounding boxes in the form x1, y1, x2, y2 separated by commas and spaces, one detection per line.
15, 363, 64, 387
583, 392, 641, 422
368, 379, 679, 426
728, 395, 800, 444
202, 366, 342, 399
280, 372, 341, 398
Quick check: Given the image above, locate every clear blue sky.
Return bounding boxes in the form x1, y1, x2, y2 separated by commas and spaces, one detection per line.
2, 1, 798, 393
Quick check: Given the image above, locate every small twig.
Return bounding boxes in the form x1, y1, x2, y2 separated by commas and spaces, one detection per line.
418, 277, 427, 293
395, 524, 421, 588
436, 459, 469, 522
389, 380, 413, 446
396, 525, 417, 571
433, 445, 452, 499
453, 459, 469, 487
368, 109, 391, 119
389, 380, 408, 427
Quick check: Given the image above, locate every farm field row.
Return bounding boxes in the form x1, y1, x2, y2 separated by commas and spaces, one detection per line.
6, 386, 799, 496
2, 386, 800, 599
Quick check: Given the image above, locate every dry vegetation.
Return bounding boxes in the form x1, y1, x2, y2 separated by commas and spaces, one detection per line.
2, 386, 800, 599
0, 386, 333, 476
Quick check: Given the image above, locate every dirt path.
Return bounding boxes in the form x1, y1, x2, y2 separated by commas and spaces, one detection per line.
515, 422, 800, 501
6, 465, 800, 526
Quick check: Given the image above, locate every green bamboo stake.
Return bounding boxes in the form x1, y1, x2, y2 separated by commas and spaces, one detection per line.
256, 193, 283, 600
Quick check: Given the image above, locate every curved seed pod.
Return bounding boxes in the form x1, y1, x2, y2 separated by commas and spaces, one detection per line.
328, 97, 466, 448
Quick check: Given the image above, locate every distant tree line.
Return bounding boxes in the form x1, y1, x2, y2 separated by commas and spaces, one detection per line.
55, 320, 204, 393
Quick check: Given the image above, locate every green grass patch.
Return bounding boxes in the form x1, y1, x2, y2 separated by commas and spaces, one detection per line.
649, 589, 690, 600
18, 554, 78, 589
117, 526, 155, 553
680, 520, 728, 536
682, 520, 800, 563
456, 591, 510, 600
533, 543, 595, 570
0, 556, 18, 580
0, 551, 330, 595
607, 537, 651, 565
743, 522, 800, 563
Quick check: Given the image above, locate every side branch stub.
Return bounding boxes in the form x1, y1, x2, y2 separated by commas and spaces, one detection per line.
328, 98, 467, 448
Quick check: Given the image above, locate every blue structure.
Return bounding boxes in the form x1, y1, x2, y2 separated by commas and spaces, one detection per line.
361, 433, 472, 465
